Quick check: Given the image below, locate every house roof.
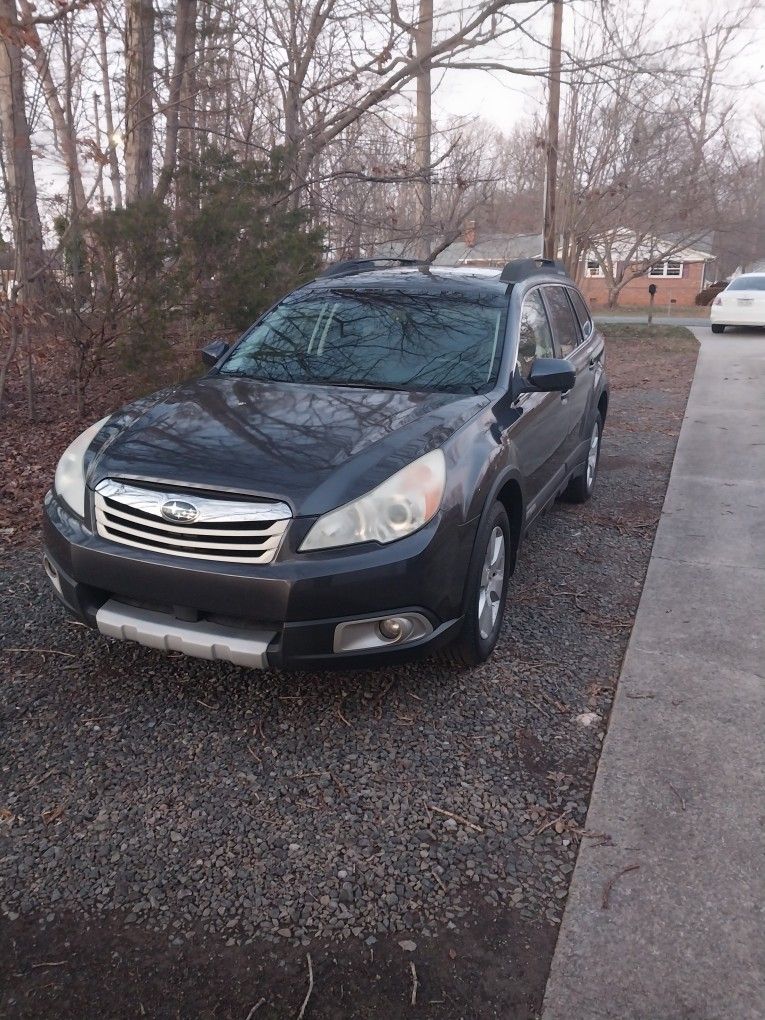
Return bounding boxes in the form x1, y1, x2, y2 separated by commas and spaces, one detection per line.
434, 233, 542, 266
587, 229, 716, 263
372, 233, 543, 267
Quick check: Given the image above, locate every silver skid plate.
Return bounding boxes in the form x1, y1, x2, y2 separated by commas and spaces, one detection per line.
96, 599, 275, 668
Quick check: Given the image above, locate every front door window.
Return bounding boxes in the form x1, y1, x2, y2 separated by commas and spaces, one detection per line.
518, 290, 554, 376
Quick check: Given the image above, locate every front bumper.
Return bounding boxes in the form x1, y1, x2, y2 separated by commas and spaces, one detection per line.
43, 491, 474, 670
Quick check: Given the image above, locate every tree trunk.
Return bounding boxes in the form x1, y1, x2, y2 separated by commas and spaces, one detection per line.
0, 0, 47, 299
413, 0, 433, 260
93, 93, 107, 212
97, 5, 123, 208
124, 0, 155, 203
176, 0, 198, 218
19, 0, 88, 216
0, 296, 20, 419
155, 0, 197, 204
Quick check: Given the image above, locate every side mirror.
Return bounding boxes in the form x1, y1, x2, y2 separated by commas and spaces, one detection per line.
524, 357, 576, 393
200, 338, 230, 368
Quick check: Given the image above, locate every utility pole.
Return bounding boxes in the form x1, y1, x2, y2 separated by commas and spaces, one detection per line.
542, 0, 563, 261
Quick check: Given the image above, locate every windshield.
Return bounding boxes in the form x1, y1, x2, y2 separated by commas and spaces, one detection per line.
219, 292, 506, 393
727, 277, 765, 291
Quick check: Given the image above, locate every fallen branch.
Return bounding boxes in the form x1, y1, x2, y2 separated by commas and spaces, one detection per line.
410, 961, 418, 1007
244, 998, 266, 1019
296, 953, 313, 1020
4, 647, 76, 658
428, 806, 483, 833
329, 772, 347, 797
540, 690, 568, 713
668, 782, 686, 811
534, 809, 571, 836
601, 863, 640, 909
336, 707, 352, 727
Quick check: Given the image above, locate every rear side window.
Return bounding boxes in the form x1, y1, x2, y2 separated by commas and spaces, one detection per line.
726, 277, 765, 291
568, 288, 593, 340
544, 286, 580, 357
517, 289, 554, 376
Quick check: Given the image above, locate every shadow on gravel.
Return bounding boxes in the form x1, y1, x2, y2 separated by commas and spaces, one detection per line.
0, 332, 699, 1018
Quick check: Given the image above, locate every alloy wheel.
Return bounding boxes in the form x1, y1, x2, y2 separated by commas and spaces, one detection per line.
586, 422, 600, 490
478, 526, 505, 639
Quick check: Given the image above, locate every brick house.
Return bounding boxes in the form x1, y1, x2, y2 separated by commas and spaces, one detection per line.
577, 235, 716, 308
376, 225, 717, 309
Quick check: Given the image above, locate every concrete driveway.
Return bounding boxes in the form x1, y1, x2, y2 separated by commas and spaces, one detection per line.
542, 330, 765, 1019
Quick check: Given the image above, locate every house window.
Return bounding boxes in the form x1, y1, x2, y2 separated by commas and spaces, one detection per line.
585, 259, 604, 278
649, 260, 683, 278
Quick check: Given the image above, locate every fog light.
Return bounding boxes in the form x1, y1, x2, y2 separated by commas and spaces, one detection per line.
333, 612, 433, 653
378, 617, 412, 642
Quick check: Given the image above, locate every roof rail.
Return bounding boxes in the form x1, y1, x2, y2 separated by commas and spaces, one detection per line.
319, 257, 424, 279
499, 257, 568, 284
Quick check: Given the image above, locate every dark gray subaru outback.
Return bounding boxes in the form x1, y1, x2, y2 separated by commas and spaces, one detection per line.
43, 258, 608, 670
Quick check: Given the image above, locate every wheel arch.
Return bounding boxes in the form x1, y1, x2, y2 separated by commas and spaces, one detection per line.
598, 388, 609, 423
473, 467, 526, 580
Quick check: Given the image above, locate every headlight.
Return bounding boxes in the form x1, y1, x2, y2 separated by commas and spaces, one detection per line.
54, 417, 109, 517
300, 449, 446, 551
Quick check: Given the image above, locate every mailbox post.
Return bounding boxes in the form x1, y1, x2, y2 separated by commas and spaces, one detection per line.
648, 282, 657, 325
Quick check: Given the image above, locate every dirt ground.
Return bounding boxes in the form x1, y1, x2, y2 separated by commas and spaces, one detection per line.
0, 327, 699, 1019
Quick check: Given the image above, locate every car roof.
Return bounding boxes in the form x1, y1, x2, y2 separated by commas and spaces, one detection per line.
299, 264, 570, 301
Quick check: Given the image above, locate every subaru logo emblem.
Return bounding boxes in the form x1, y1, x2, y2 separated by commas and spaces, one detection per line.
161, 499, 199, 523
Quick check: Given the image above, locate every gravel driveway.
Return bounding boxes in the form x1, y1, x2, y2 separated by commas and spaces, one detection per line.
0, 332, 698, 1019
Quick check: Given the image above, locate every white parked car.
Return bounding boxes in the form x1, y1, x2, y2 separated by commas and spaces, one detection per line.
710, 273, 765, 333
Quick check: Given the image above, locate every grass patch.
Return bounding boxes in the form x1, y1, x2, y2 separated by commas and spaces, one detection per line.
594, 305, 707, 318
599, 323, 698, 347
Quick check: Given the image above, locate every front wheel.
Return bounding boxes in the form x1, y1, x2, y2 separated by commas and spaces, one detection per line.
562, 412, 602, 503
711, 323, 725, 334
444, 502, 511, 667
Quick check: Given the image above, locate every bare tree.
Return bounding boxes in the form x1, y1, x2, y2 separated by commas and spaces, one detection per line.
155, 0, 197, 203
124, 0, 154, 202
96, 2, 123, 208
0, 0, 47, 297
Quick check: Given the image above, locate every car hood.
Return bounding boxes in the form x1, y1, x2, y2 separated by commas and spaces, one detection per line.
89, 376, 486, 516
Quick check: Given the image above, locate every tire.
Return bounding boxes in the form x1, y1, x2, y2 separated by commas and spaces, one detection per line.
443, 502, 511, 667
711, 323, 725, 334
562, 412, 603, 504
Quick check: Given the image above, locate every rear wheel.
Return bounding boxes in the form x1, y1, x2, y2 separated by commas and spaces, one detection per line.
444, 502, 511, 667
711, 323, 725, 334
562, 412, 602, 503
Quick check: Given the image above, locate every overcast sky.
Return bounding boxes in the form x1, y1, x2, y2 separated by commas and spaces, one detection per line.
432, 0, 765, 137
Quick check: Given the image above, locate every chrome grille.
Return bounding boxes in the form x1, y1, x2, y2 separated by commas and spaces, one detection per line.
94, 479, 291, 564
